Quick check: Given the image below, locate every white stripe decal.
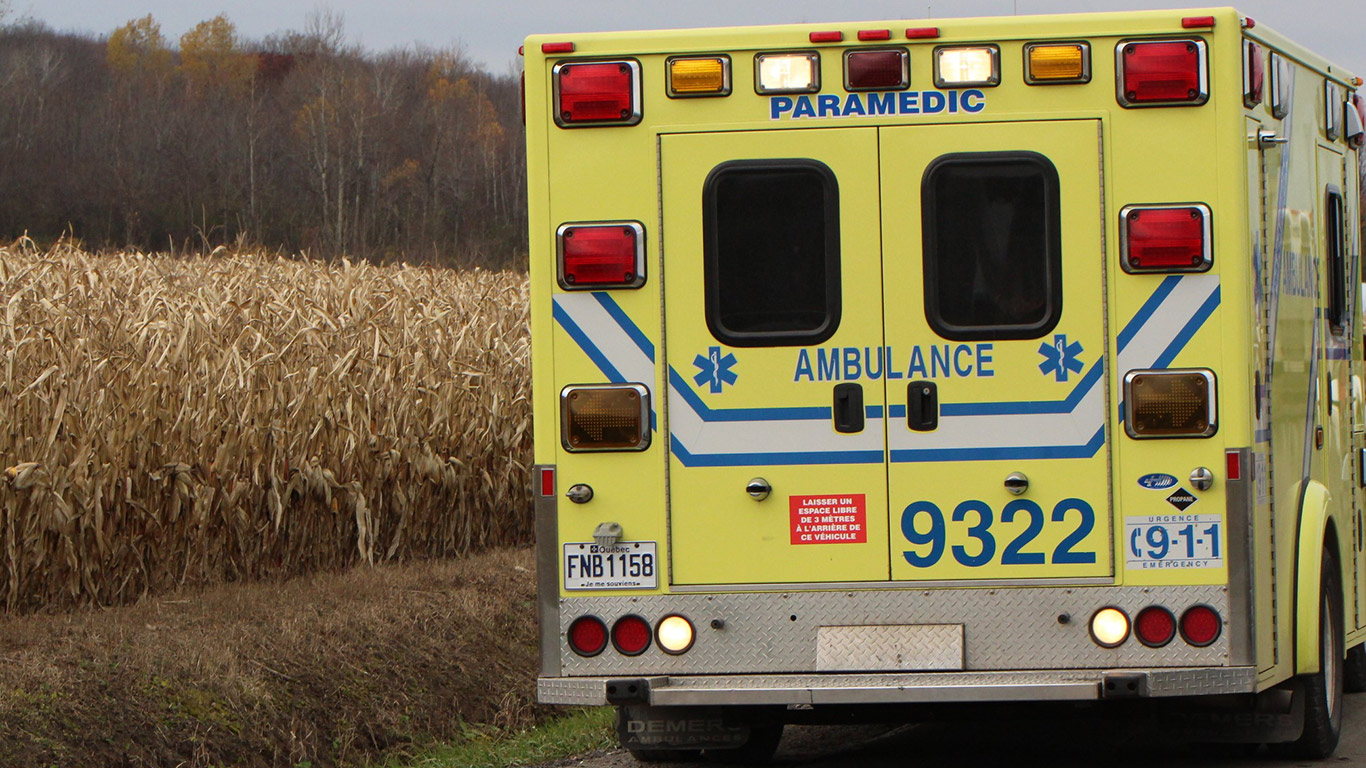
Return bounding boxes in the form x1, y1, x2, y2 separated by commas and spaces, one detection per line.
555, 274, 1217, 463
1117, 274, 1220, 375
554, 294, 654, 384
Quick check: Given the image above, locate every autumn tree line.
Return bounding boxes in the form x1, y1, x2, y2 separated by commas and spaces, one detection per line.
0, 12, 525, 267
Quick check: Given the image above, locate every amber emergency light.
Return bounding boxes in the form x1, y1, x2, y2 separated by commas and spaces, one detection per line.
1124, 369, 1217, 439
561, 384, 651, 452
668, 56, 730, 97
1025, 43, 1090, 84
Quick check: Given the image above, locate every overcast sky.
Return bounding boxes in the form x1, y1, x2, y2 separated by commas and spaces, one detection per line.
14, 1, 1365, 77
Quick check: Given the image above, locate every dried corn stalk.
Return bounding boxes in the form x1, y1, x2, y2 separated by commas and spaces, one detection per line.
0, 243, 532, 612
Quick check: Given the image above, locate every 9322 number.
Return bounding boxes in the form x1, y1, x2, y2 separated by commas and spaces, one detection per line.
901, 498, 1097, 568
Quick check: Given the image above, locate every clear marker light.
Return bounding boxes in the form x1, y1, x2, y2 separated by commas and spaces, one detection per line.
935, 45, 1000, 87
1090, 607, 1130, 647
755, 52, 820, 93
656, 615, 696, 654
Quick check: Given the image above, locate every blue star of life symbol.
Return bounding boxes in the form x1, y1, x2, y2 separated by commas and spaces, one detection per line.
693, 346, 738, 394
1037, 334, 1084, 383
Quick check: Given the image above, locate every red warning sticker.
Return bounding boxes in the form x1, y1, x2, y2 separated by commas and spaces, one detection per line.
790, 494, 867, 545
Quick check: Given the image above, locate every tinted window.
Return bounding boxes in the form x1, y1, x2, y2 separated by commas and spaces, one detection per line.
1327, 189, 1346, 332
921, 152, 1062, 341
704, 160, 840, 347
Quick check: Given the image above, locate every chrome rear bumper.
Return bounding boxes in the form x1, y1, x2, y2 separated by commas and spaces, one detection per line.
539, 666, 1257, 706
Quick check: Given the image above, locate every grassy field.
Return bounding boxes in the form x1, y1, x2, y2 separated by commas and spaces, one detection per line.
0, 546, 571, 767
0, 243, 532, 612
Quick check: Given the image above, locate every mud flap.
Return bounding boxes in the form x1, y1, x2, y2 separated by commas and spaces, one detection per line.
1155, 682, 1304, 743
617, 705, 755, 751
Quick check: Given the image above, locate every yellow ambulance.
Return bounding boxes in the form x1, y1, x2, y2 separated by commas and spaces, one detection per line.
525, 7, 1366, 760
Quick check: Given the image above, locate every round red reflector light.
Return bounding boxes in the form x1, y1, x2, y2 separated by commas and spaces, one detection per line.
612, 615, 653, 656
1180, 605, 1222, 647
1135, 606, 1177, 647
568, 616, 608, 657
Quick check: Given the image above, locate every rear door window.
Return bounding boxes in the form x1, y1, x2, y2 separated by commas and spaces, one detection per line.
703, 159, 841, 347
921, 151, 1062, 341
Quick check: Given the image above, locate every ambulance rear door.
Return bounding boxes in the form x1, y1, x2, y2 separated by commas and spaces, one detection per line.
879, 119, 1114, 583
661, 128, 890, 586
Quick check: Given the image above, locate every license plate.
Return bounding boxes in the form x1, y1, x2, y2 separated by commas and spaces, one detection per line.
1125, 514, 1222, 570
563, 541, 658, 590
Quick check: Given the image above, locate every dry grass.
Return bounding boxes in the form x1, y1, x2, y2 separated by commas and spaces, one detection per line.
0, 546, 543, 767
0, 241, 532, 612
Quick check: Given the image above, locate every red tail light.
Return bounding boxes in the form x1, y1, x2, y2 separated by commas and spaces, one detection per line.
612, 615, 653, 655
1226, 450, 1242, 481
568, 616, 609, 656
1120, 204, 1212, 273
845, 49, 909, 91
1243, 40, 1264, 107
557, 222, 646, 289
553, 60, 641, 128
1349, 94, 1365, 148
1117, 39, 1208, 107
1180, 605, 1222, 646
1135, 606, 1177, 647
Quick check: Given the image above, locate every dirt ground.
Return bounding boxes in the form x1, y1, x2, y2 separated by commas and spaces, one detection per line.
0, 547, 543, 767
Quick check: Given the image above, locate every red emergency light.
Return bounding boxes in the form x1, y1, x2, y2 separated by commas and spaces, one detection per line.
1117, 39, 1208, 107
1226, 450, 1242, 481
1243, 40, 1264, 107
1135, 606, 1177, 647
568, 616, 608, 656
858, 29, 892, 41
553, 60, 642, 127
612, 615, 653, 655
1180, 606, 1222, 646
557, 222, 646, 289
809, 31, 843, 43
845, 49, 910, 91
1120, 204, 1212, 273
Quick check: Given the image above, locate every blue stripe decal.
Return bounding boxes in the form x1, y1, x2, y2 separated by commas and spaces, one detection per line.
1117, 275, 1183, 353
668, 368, 832, 421
593, 292, 655, 361
1116, 284, 1221, 423
589, 284, 1109, 422
553, 301, 626, 384
671, 436, 884, 467
1325, 346, 1352, 360
1153, 286, 1221, 369
941, 359, 1103, 416
890, 426, 1106, 463
866, 405, 884, 419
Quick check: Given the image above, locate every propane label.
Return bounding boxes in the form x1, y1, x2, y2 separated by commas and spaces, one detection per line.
790, 494, 867, 545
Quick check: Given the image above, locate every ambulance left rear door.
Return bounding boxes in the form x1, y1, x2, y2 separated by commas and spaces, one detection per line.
660, 128, 890, 587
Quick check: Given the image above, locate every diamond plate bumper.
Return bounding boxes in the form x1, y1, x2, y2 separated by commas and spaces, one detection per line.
539, 666, 1257, 706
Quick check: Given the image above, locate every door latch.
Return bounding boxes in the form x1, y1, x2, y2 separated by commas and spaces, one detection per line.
833, 382, 865, 433
907, 381, 938, 432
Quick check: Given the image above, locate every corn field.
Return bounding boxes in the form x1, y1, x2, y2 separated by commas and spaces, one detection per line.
0, 243, 531, 612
